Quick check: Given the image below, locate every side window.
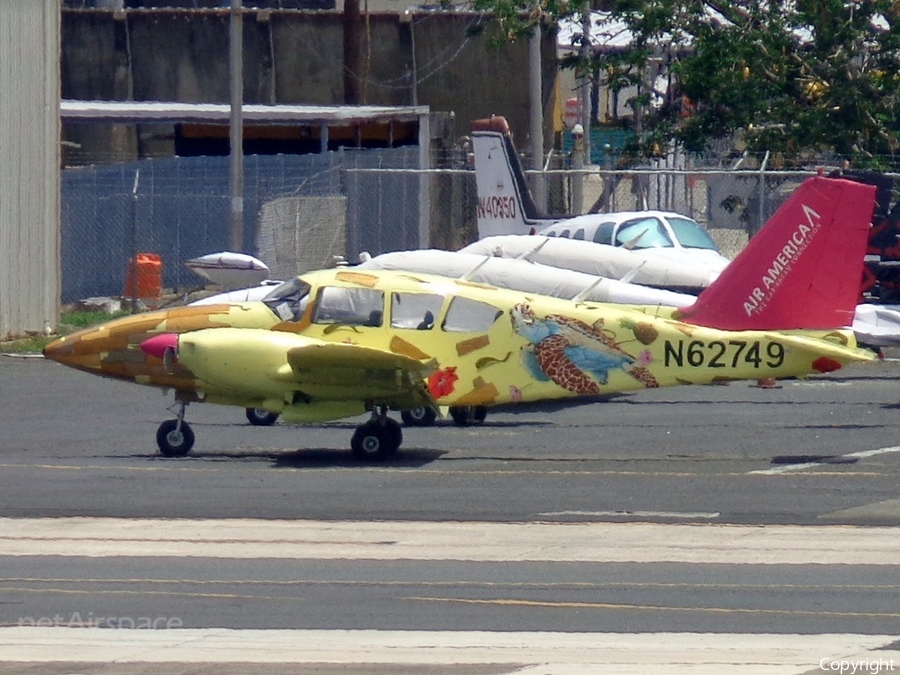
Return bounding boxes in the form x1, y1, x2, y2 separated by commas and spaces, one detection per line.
390, 292, 444, 330
442, 297, 503, 333
262, 277, 311, 322
312, 287, 385, 326
573, 228, 585, 240
592, 222, 616, 245
559, 229, 571, 239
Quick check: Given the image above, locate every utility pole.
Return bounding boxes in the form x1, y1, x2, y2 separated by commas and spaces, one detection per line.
579, 10, 592, 167
229, 0, 244, 252
344, 0, 361, 104
528, 24, 545, 212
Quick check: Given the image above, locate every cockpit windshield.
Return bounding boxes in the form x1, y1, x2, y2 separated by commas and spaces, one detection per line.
667, 216, 719, 250
262, 277, 311, 322
616, 217, 674, 249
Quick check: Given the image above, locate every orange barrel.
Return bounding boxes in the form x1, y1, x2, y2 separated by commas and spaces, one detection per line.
124, 253, 162, 299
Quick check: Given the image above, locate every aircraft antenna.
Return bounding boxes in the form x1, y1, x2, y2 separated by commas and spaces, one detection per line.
460, 256, 493, 281
515, 237, 548, 261
618, 261, 647, 284
571, 277, 606, 303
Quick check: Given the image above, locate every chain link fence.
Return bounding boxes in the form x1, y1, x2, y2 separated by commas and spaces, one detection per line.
60, 147, 421, 303
352, 165, 823, 260
61, 154, 843, 304
532, 167, 817, 258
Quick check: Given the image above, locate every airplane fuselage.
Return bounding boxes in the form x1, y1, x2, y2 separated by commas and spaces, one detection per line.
44, 268, 872, 424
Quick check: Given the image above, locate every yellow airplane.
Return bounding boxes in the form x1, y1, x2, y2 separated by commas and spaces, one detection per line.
43, 173, 877, 460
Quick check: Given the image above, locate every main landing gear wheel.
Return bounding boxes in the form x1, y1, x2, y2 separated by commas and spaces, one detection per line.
400, 406, 437, 427
449, 405, 488, 427
351, 417, 403, 461
156, 419, 195, 457
245, 408, 280, 426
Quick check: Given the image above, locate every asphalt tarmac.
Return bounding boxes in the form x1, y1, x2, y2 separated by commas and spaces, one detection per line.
2, 353, 900, 673
2, 354, 900, 524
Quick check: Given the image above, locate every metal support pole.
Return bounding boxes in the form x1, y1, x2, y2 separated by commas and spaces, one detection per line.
757, 150, 770, 236
579, 10, 591, 166
529, 24, 545, 212
571, 124, 584, 214
129, 170, 140, 314
229, 0, 244, 252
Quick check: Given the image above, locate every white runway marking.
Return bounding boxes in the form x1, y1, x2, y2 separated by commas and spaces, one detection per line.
3, 518, 900, 673
750, 446, 900, 475
0, 627, 898, 675
539, 510, 720, 519
1, 518, 899, 564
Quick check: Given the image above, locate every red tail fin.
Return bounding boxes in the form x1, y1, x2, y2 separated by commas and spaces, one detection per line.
678, 175, 875, 331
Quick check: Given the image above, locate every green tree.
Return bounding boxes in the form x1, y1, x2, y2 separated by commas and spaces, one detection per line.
470, 0, 900, 168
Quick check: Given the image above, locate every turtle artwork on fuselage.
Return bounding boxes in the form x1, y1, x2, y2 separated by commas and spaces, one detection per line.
510, 303, 659, 395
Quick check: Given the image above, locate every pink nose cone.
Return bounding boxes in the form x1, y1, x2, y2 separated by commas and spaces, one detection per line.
140, 333, 178, 360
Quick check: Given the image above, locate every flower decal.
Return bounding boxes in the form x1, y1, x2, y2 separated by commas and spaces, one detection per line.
637, 350, 653, 367
509, 385, 523, 402
812, 356, 842, 373
428, 366, 459, 398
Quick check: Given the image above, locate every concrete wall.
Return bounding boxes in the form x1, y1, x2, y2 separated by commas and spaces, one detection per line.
60, 8, 558, 162
0, 2, 60, 338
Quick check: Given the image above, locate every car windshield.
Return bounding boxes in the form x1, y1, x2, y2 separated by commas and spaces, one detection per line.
667, 216, 719, 250
262, 277, 311, 322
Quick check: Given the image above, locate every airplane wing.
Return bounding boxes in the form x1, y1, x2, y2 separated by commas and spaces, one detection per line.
173, 327, 439, 412
281, 341, 439, 410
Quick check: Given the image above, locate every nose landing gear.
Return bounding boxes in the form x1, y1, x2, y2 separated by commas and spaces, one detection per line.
156, 401, 194, 457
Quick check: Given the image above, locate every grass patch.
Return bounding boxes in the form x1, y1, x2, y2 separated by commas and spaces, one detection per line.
59, 309, 130, 328
0, 335, 56, 355
1, 310, 132, 355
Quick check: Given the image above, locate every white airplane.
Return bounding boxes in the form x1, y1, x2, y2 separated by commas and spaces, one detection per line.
460, 234, 721, 295
470, 115, 732, 290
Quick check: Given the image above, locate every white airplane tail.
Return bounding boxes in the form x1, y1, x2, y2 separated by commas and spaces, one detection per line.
471, 116, 560, 238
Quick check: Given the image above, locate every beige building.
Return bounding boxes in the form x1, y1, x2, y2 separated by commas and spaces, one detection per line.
0, 2, 60, 338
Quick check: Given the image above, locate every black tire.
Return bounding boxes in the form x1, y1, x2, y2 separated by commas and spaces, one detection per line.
449, 405, 488, 427
386, 417, 403, 448
156, 419, 195, 457
351, 419, 402, 461
245, 408, 280, 426
400, 406, 437, 427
